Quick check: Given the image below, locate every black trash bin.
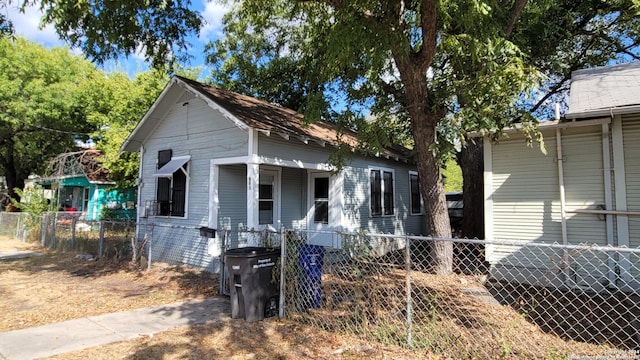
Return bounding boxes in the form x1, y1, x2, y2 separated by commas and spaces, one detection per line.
225, 247, 280, 322
298, 245, 325, 309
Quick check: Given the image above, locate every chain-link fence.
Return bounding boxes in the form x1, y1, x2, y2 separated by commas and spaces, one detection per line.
0, 212, 31, 242
3, 213, 639, 358
278, 230, 640, 359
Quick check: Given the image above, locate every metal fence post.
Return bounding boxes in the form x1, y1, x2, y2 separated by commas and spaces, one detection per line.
405, 234, 413, 348
15, 213, 21, 241
51, 213, 57, 249
279, 228, 287, 318
40, 214, 47, 247
219, 229, 227, 296
98, 220, 105, 258
70, 216, 77, 250
147, 223, 153, 271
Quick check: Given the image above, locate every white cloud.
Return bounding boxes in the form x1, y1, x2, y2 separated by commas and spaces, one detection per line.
6, 3, 64, 47
198, 1, 230, 42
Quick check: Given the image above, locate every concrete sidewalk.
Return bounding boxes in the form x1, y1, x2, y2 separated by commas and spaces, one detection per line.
0, 297, 231, 360
0, 249, 43, 260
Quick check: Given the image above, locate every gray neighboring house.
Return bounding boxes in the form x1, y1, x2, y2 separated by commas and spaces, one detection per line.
483, 62, 640, 292
121, 76, 425, 271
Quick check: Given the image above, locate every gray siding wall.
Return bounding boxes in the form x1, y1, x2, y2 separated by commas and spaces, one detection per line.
137, 91, 248, 270
139, 91, 248, 229
217, 165, 247, 231
280, 167, 307, 229
258, 134, 424, 235
342, 157, 424, 235
259, 135, 334, 165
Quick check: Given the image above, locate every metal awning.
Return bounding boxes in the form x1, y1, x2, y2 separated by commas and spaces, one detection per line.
153, 156, 190, 178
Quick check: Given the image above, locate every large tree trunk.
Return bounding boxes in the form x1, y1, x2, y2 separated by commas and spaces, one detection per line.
458, 139, 488, 274
459, 139, 484, 239
388, 0, 451, 274
412, 112, 453, 274
395, 57, 453, 274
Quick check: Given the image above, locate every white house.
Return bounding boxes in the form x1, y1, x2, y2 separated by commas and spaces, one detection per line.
483, 62, 640, 292
121, 76, 425, 271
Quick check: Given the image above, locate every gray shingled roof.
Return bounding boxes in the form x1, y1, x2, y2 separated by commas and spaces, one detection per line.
567, 62, 640, 119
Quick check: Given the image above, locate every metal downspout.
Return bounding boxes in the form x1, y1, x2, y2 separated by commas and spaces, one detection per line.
556, 128, 570, 284
601, 123, 616, 285
556, 129, 568, 246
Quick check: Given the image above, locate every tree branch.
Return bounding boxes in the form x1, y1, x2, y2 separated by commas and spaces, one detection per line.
503, 0, 528, 38
415, 0, 438, 71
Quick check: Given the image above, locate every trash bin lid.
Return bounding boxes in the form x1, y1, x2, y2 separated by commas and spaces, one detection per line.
225, 246, 279, 258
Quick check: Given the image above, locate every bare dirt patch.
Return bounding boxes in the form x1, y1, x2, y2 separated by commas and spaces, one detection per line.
0, 237, 420, 359
0, 236, 628, 359
0, 237, 217, 332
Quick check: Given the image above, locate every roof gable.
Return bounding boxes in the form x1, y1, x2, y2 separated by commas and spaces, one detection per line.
122, 76, 408, 161
567, 62, 640, 118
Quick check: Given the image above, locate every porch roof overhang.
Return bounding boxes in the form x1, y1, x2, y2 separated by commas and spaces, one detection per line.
153, 156, 190, 178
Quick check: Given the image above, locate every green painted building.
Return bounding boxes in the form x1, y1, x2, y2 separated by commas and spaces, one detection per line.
41, 150, 136, 220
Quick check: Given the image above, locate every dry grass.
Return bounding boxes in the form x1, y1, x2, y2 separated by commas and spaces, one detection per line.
0, 236, 629, 359
0, 236, 420, 359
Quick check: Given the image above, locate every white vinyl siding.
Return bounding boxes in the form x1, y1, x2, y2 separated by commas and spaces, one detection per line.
622, 115, 640, 282
562, 126, 607, 246
489, 125, 611, 285
489, 133, 561, 268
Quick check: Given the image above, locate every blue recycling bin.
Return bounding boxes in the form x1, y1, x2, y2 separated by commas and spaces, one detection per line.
298, 245, 325, 309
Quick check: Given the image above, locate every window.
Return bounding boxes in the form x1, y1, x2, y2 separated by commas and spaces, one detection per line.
409, 171, 422, 215
259, 174, 274, 225
154, 150, 189, 217
313, 177, 329, 224
370, 167, 394, 216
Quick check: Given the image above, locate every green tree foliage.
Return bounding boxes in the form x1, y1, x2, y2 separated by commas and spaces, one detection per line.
0, 37, 97, 201
205, 0, 542, 273
83, 70, 169, 189
457, 0, 639, 239
17, 0, 202, 68
25, 0, 639, 273
442, 160, 462, 193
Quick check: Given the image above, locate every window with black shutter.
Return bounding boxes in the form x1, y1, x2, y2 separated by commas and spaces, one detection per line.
370, 167, 394, 216
409, 172, 422, 215
154, 150, 189, 217
157, 150, 172, 216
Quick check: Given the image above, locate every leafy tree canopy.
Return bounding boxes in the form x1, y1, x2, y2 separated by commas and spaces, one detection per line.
0, 37, 98, 199
16, 0, 203, 68
21, 0, 640, 273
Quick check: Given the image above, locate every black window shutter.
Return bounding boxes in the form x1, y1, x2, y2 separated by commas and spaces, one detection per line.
370, 170, 382, 215
383, 171, 394, 215
157, 150, 172, 215
410, 174, 421, 214
171, 166, 186, 217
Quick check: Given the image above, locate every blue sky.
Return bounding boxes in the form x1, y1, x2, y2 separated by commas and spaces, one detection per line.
5, 1, 231, 76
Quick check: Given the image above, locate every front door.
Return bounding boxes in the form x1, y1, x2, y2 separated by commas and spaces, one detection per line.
307, 171, 338, 247
258, 169, 280, 230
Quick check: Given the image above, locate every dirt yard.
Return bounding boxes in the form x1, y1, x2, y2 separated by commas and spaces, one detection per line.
0, 237, 419, 359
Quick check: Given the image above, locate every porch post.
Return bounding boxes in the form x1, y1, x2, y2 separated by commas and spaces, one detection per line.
247, 162, 260, 229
